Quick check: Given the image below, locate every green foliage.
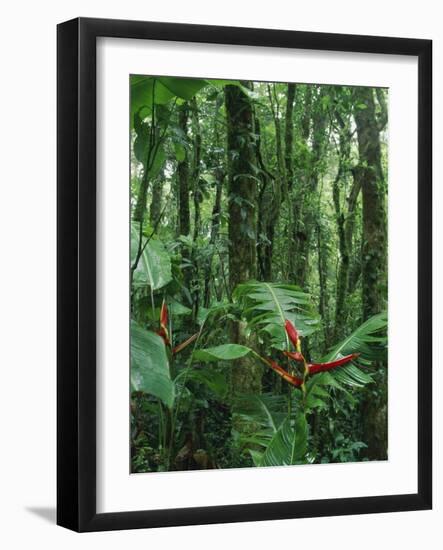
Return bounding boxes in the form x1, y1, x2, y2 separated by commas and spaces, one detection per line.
130, 76, 208, 124
129, 76, 389, 472
234, 282, 320, 350
260, 414, 308, 466
193, 344, 253, 362
233, 394, 307, 466
130, 321, 175, 408
323, 312, 387, 388
131, 224, 172, 290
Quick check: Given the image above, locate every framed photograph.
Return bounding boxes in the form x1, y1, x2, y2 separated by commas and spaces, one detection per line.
57, 17, 432, 532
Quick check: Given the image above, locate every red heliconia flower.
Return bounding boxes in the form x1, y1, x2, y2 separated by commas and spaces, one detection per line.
158, 300, 170, 346
283, 350, 304, 362
308, 353, 360, 375
285, 319, 300, 350
268, 360, 303, 388
160, 300, 168, 330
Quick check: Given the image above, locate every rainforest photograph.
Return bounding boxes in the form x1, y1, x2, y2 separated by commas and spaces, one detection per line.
130, 75, 388, 474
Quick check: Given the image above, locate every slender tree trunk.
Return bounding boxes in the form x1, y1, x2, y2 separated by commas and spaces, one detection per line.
334, 174, 361, 338
225, 82, 261, 395
177, 105, 190, 236
190, 98, 202, 320
284, 83, 296, 190
354, 87, 388, 460
177, 104, 192, 292
354, 89, 387, 319
149, 171, 163, 226
333, 123, 362, 340
203, 97, 226, 307
255, 114, 277, 281
292, 87, 328, 289
133, 111, 158, 224
317, 221, 331, 350
191, 97, 202, 243
225, 83, 257, 290
288, 86, 312, 284
204, 168, 224, 307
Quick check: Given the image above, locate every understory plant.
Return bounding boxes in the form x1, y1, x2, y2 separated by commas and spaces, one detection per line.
131, 279, 387, 471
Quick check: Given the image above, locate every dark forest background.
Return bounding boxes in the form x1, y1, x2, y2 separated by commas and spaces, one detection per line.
130, 77, 388, 473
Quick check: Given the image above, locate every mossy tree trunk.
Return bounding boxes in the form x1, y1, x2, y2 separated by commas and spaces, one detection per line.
354, 88, 387, 320
149, 171, 163, 226
225, 82, 261, 395
332, 117, 361, 340
288, 85, 312, 284
353, 87, 388, 460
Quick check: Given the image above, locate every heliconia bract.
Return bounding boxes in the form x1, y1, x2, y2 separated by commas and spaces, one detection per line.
268, 359, 303, 387
284, 319, 300, 350
283, 350, 304, 362
308, 353, 360, 375
160, 300, 168, 330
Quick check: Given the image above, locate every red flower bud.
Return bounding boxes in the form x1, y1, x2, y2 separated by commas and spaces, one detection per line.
284, 319, 300, 350
160, 300, 168, 330
308, 353, 359, 375
268, 360, 303, 388
283, 350, 304, 362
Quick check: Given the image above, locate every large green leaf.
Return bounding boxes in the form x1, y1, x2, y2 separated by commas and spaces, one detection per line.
133, 123, 166, 175
233, 393, 288, 438
173, 141, 186, 162
305, 371, 356, 409
130, 76, 208, 124
324, 312, 387, 362
234, 282, 320, 350
158, 77, 208, 100
193, 344, 253, 362
131, 224, 172, 290
233, 394, 307, 466
321, 312, 387, 387
175, 368, 228, 399
259, 413, 308, 467
130, 321, 174, 408
130, 76, 174, 122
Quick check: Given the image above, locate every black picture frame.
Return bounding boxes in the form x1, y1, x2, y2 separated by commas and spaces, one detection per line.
57, 17, 432, 532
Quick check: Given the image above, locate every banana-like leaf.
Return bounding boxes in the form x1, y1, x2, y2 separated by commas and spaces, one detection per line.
175, 368, 228, 399
130, 321, 174, 408
305, 371, 356, 409
324, 312, 387, 362
131, 76, 174, 123
259, 413, 308, 467
131, 224, 172, 290
321, 312, 387, 387
158, 77, 208, 100
234, 282, 320, 349
233, 394, 307, 466
193, 344, 253, 363
233, 393, 288, 436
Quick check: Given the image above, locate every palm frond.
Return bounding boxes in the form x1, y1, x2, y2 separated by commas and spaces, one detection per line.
233, 393, 288, 439
233, 282, 320, 350
232, 393, 307, 466
322, 312, 387, 387
259, 414, 308, 467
